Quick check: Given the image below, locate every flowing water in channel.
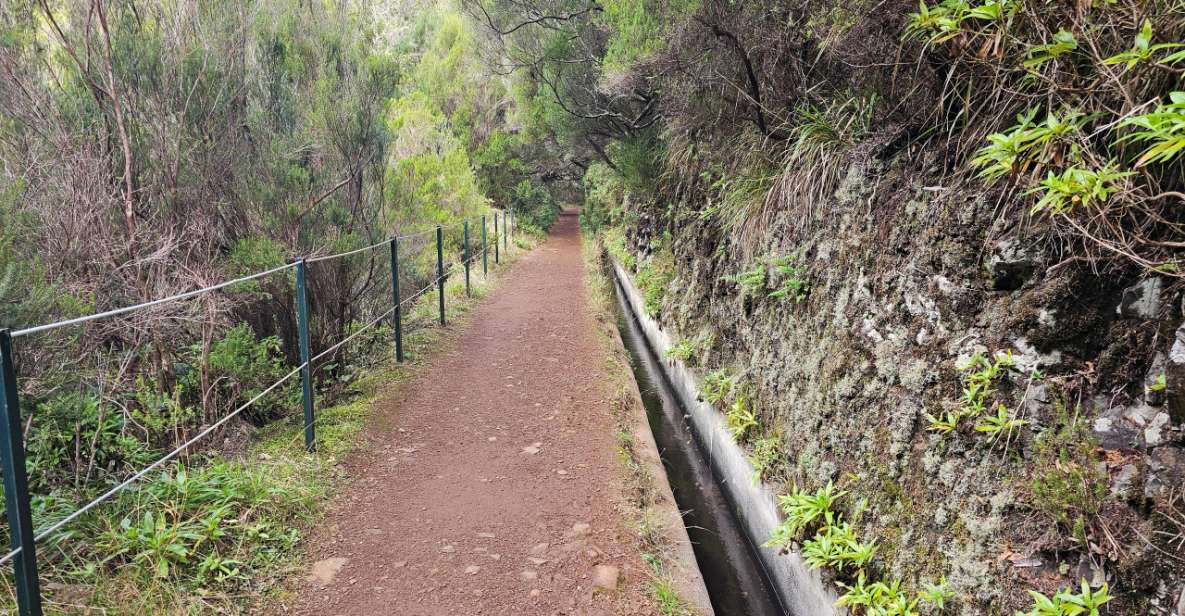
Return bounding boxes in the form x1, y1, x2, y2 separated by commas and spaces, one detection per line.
612, 278, 786, 616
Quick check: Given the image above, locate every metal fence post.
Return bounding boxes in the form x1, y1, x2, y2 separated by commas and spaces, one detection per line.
494, 213, 500, 265
463, 220, 471, 297
481, 215, 488, 276
0, 329, 43, 616
504, 209, 509, 254
436, 225, 446, 326
389, 237, 404, 363
295, 259, 315, 452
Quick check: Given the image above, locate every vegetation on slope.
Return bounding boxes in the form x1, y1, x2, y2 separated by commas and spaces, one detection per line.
465, 0, 1185, 613
0, 0, 559, 611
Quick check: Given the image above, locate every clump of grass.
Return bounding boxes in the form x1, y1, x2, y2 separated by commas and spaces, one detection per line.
1019, 580, 1112, 616
926, 350, 1016, 436
748, 434, 783, 484
642, 553, 693, 616
974, 402, 1027, 442
725, 394, 759, 441
766, 481, 845, 545
701, 368, 735, 404
665, 339, 695, 362
1030, 405, 1107, 536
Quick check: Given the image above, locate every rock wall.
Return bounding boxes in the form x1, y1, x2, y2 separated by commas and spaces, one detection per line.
617, 155, 1185, 614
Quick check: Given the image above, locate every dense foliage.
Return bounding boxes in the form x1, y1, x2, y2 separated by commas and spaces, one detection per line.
0, 0, 559, 610
466, 0, 1185, 613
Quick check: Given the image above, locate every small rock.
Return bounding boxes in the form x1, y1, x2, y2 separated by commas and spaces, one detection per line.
1118, 277, 1163, 319
529, 589, 541, 598
1110, 464, 1139, 499
591, 565, 619, 591
465, 565, 481, 575
488, 436, 497, 442
308, 557, 349, 587
1146, 446, 1185, 499
530, 542, 549, 555
441, 545, 455, 553
522, 442, 542, 455
1125, 402, 1160, 427
477, 532, 496, 539
1010, 557, 1043, 569
1146, 413, 1171, 447
987, 238, 1040, 291
1171, 325, 1185, 365
521, 570, 538, 581
571, 523, 590, 536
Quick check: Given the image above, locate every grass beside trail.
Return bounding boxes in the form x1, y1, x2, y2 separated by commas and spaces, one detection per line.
4, 236, 540, 616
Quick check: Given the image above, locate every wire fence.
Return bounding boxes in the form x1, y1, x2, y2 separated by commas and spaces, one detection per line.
0, 210, 516, 616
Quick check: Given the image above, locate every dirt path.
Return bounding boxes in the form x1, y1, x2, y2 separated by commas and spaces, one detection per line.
283, 211, 660, 615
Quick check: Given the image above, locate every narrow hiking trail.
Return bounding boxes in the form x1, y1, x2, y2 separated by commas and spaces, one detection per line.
283, 211, 659, 615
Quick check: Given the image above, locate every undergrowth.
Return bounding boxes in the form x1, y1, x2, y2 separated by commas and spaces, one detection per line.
908, 0, 1185, 274
0, 249, 516, 613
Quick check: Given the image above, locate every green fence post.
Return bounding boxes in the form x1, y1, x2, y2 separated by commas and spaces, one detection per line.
481, 215, 488, 276
0, 329, 43, 616
295, 259, 315, 452
494, 213, 500, 265
436, 225, 446, 326
463, 220, 471, 297
389, 237, 404, 363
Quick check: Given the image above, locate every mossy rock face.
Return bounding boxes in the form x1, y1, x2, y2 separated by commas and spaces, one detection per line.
617, 150, 1185, 613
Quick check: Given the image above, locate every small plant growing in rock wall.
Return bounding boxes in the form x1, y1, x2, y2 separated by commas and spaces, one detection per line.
838, 574, 924, 616
800, 513, 878, 571
636, 252, 675, 317
748, 434, 783, 484
1030, 405, 1108, 535
664, 339, 694, 362
974, 402, 1028, 443
1018, 580, 1112, 616
767, 255, 810, 303
769, 482, 951, 614
701, 368, 735, 404
722, 253, 811, 303
725, 394, 758, 440
1146, 372, 1167, 396
770, 481, 845, 542
918, 578, 954, 609
926, 349, 1017, 436
721, 264, 766, 295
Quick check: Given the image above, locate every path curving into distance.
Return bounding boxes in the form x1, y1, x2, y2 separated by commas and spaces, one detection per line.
285, 211, 660, 615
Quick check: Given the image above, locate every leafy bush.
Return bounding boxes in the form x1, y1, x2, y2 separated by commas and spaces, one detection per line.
26, 392, 155, 491
181, 324, 298, 423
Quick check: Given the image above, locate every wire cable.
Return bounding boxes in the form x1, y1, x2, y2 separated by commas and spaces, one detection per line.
12, 263, 297, 339
304, 238, 390, 264
0, 363, 306, 567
